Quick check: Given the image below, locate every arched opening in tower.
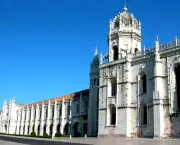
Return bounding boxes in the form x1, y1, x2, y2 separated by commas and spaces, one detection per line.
113, 46, 119, 61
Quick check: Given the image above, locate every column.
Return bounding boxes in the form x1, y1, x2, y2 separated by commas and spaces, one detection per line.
53, 100, 57, 136
34, 103, 38, 135
40, 102, 44, 136
46, 100, 50, 135
20, 109, 24, 135
69, 98, 72, 136
60, 98, 65, 134
30, 105, 33, 134
24, 107, 29, 135
16, 109, 20, 134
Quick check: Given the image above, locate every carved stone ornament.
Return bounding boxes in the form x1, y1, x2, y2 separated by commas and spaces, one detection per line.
139, 64, 146, 73
111, 40, 118, 47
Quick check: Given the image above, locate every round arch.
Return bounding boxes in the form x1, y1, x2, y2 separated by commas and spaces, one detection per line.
4, 124, 7, 134
56, 124, 60, 133
63, 123, 69, 136
73, 122, 81, 137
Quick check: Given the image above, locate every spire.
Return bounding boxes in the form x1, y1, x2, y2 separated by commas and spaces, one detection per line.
156, 35, 159, 41
155, 35, 160, 53
3, 100, 7, 105
94, 46, 98, 56
124, 1, 128, 12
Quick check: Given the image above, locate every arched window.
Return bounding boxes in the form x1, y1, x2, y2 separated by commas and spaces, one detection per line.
140, 72, 147, 93
140, 104, 147, 125
109, 104, 116, 125
175, 64, 180, 111
115, 21, 119, 28
113, 46, 118, 61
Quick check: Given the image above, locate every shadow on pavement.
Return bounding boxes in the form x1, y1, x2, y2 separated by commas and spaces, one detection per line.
0, 135, 92, 145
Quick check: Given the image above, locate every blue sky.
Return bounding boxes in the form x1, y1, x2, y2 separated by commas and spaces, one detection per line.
0, 0, 180, 108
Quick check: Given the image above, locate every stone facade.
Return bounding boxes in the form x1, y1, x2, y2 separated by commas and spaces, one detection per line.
98, 4, 180, 138
1, 4, 180, 139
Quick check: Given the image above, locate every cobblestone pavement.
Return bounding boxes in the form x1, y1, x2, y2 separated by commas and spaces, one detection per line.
0, 135, 180, 145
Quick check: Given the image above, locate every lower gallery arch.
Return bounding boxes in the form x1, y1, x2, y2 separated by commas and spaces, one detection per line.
56, 124, 60, 133
83, 123, 88, 135
23, 126, 25, 135
32, 125, 35, 133
4, 124, 7, 134
43, 124, 46, 135
27, 126, 30, 135
73, 122, 81, 137
63, 123, 69, 136
37, 125, 40, 135
50, 124, 53, 136
19, 126, 21, 134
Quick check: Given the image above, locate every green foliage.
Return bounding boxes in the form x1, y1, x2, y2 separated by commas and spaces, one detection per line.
30, 132, 36, 137
43, 133, 50, 138
55, 132, 63, 137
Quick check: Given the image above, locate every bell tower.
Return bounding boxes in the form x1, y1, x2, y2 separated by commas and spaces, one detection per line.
108, 4, 142, 61
88, 48, 99, 137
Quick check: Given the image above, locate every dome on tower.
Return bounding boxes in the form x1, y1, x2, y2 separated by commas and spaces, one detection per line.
121, 11, 132, 26
120, 3, 133, 26
110, 3, 141, 33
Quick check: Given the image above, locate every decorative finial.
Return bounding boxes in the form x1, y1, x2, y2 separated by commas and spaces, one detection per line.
124, 1, 128, 12
94, 46, 98, 56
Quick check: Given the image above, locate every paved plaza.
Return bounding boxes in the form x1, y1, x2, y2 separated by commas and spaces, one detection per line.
0, 135, 180, 145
